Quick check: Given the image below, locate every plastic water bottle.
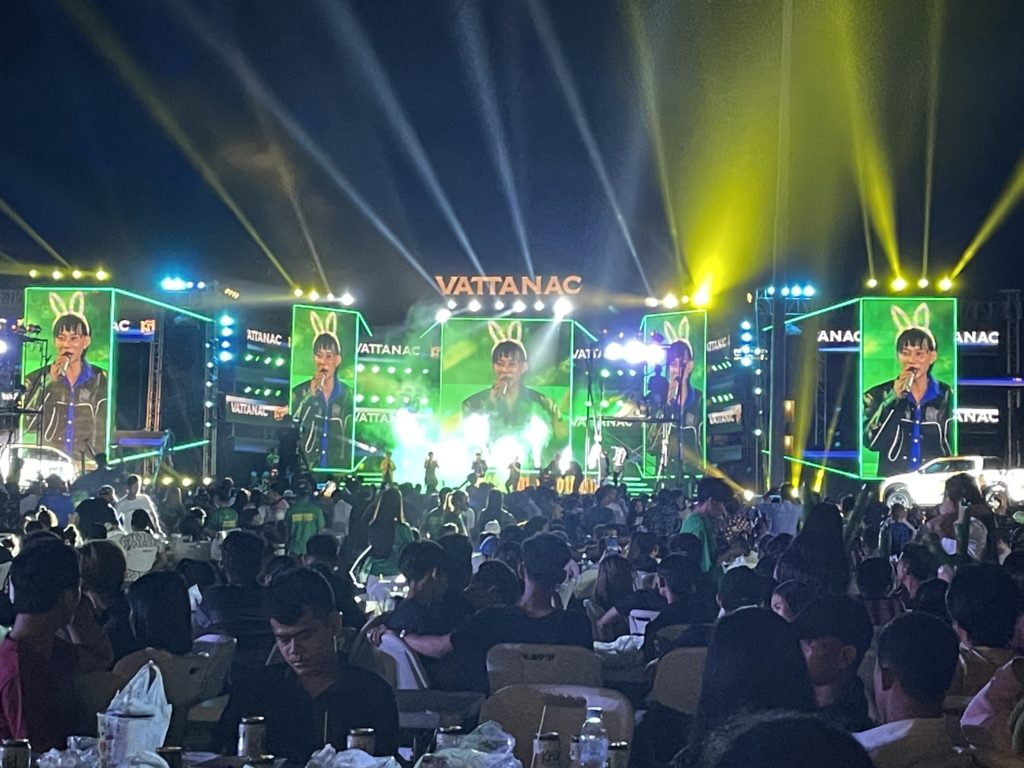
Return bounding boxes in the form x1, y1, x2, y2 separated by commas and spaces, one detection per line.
577, 707, 609, 768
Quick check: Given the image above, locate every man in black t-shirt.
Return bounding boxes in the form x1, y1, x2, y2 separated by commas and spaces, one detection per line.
379, 533, 591, 692
74, 486, 120, 539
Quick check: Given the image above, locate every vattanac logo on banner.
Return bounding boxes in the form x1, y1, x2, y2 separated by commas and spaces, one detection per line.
434, 275, 582, 296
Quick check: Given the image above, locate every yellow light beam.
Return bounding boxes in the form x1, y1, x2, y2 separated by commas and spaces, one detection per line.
0, 196, 71, 268
57, 0, 297, 289
921, 1, 944, 279
953, 151, 1024, 278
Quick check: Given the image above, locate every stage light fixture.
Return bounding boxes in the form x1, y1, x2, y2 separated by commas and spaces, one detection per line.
662, 293, 679, 309
866, 277, 878, 289
435, 308, 452, 324
161, 276, 188, 292
938, 277, 953, 292
404, 368, 412, 374
791, 285, 803, 297
645, 344, 666, 366
293, 288, 303, 297
220, 340, 230, 349
753, 428, 763, 437
804, 285, 816, 297
181, 478, 194, 488
197, 281, 207, 290
766, 286, 776, 295
71, 269, 82, 280
681, 295, 691, 305
52, 270, 63, 280
308, 290, 320, 302
604, 342, 624, 361
740, 332, 753, 343
29, 269, 39, 278
386, 395, 395, 404
754, 387, 763, 396
917, 277, 929, 289
600, 369, 610, 378
447, 299, 457, 310
553, 297, 573, 317
340, 292, 355, 306
204, 400, 214, 408
387, 366, 396, 374
327, 293, 335, 301
533, 300, 545, 311
644, 297, 659, 308
468, 299, 482, 312
891, 276, 907, 292
623, 339, 646, 365
739, 357, 753, 367
371, 366, 380, 374
218, 350, 234, 363
218, 314, 234, 327
512, 300, 527, 313
494, 300, 505, 311
275, 358, 285, 367
781, 286, 790, 297
740, 321, 752, 331
96, 269, 109, 281
355, 394, 364, 403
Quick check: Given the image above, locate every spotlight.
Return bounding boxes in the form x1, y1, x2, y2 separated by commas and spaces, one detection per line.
512, 300, 526, 313
604, 342, 624, 361
197, 281, 207, 289
218, 350, 234, 363
662, 293, 679, 309
553, 297, 573, 317
866, 277, 878, 289
494, 300, 505, 311
917, 277, 929, 289
28, 269, 39, 278
645, 344, 666, 366
791, 285, 803, 297
754, 387, 763, 396
533, 300, 545, 311
753, 428, 763, 437
740, 321, 752, 331
52, 270, 63, 280
327, 293, 335, 301
804, 285, 816, 297
0, 340, 7, 355
938, 277, 953, 292
766, 286, 776, 296
447, 299, 457, 310
623, 339, 646, 365
218, 314, 234, 326
71, 269, 82, 280
781, 286, 790, 297
435, 308, 452, 324
740, 332, 753, 343
340, 292, 355, 306
308, 290, 319, 302
96, 268, 109, 281
293, 288, 303, 297
468, 299, 482, 312
891, 276, 907, 292
681, 295, 691, 305
644, 297, 660, 308
161, 276, 188, 292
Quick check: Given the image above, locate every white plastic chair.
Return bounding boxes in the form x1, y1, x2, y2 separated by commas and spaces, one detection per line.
649, 646, 708, 714
487, 643, 602, 692
480, 684, 634, 767
628, 609, 661, 636
377, 631, 431, 690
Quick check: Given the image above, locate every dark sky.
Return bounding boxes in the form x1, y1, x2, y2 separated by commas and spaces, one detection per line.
1, 0, 1022, 326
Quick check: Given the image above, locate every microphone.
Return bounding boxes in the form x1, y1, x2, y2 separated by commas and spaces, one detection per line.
908, 371, 917, 390
59, 356, 72, 377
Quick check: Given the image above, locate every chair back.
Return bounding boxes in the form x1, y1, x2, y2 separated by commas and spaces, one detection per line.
480, 684, 633, 766
647, 623, 690, 659
628, 609, 660, 636
650, 646, 707, 714
377, 631, 431, 690
487, 643, 602, 692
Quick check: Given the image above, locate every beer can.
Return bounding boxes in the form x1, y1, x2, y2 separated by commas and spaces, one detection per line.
609, 741, 630, 768
568, 736, 581, 768
156, 747, 183, 768
435, 726, 463, 750
347, 728, 376, 753
237, 715, 266, 758
532, 732, 561, 768
0, 740, 31, 768
249, 757, 276, 768
419, 756, 446, 768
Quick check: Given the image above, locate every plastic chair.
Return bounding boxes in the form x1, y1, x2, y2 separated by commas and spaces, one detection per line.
124, 546, 159, 576
649, 646, 707, 715
647, 623, 690, 660
573, 568, 599, 601
487, 643, 602, 692
377, 631, 431, 690
480, 684, 634, 766
628, 609, 661, 636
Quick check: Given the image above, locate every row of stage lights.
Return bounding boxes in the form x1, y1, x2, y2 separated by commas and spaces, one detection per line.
866, 275, 955, 292
435, 297, 574, 324
28, 268, 109, 282
292, 288, 355, 306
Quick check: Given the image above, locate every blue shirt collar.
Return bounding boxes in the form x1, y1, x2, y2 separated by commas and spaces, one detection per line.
908, 374, 940, 406
62, 358, 94, 389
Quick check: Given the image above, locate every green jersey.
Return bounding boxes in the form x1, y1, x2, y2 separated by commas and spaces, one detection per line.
286, 498, 325, 556
208, 506, 239, 532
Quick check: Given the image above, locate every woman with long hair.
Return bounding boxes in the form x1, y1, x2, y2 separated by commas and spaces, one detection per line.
360, 487, 415, 578
476, 489, 515, 539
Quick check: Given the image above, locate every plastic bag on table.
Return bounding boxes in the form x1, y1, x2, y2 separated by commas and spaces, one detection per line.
413, 721, 522, 768
593, 635, 644, 655
99, 662, 172, 766
305, 745, 401, 768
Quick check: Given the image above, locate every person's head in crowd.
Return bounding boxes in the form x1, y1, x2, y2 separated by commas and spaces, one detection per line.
22, 519, 43, 535
303, 533, 339, 568
59, 525, 81, 548
771, 580, 814, 622
895, 543, 932, 599
657, 553, 697, 605
699, 711, 874, 768
718, 566, 774, 614
668, 532, 703, 560
889, 502, 908, 522
96, 485, 116, 505
946, 563, 1018, 649
449, 490, 470, 512
125, 474, 142, 497
520, 533, 571, 591
911, 578, 951, 622
627, 530, 659, 567
500, 525, 526, 545
127, 571, 192, 655
495, 540, 523, 576
874, 611, 960, 722
856, 557, 895, 600
268, 568, 340, 679
35, 507, 57, 531
260, 555, 297, 587
437, 533, 473, 593
130, 508, 155, 534
794, 596, 873, 705
944, 472, 984, 508
180, 507, 206, 539
232, 487, 251, 515
522, 516, 548, 538
694, 477, 734, 518
78, 539, 127, 602
175, 557, 219, 589
484, 489, 504, 514
220, 530, 265, 586
398, 541, 448, 603
595, 554, 635, 610
595, 485, 616, 508
465, 560, 522, 611
478, 534, 500, 561
10, 539, 81, 626
689, 608, 814, 756
790, 503, 849, 594
368, 487, 406, 558
44, 474, 65, 494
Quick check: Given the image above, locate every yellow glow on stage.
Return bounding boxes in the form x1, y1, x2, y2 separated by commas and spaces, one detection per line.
953, 151, 1024, 278
917, 277, 929, 289
891, 276, 907, 292
691, 279, 713, 309
938, 277, 953, 292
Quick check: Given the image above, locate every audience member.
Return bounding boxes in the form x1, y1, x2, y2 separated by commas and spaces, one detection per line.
303, 534, 365, 629
74, 486, 121, 539
770, 580, 813, 622
285, 479, 325, 557
895, 543, 933, 604
464, 560, 522, 611
856, 557, 903, 630
78, 539, 136, 661
120, 509, 164, 582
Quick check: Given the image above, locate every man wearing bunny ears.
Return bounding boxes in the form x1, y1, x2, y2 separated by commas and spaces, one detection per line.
863, 303, 953, 476
23, 291, 108, 461
290, 311, 352, 469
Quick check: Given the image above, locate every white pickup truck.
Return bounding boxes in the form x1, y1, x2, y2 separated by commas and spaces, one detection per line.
880, 455, 1024, 514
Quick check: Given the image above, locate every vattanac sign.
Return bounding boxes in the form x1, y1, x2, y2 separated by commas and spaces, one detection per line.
434, 275, 582, 296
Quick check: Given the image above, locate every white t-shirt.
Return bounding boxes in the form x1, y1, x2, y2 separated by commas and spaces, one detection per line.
117, 493, 162, 534
333, 498, 352, 538
854, 718, 975, 768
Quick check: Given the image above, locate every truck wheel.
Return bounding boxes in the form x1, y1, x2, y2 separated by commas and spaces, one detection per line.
884, 486, 913, 509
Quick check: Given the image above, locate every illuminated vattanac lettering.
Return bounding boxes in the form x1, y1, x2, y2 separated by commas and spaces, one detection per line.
357, 343, 421, 356
434, 275, 583, 296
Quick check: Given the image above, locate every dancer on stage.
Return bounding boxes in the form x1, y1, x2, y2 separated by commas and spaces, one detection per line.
379, 450, 396, 486
423, 451, 439, 493
506, 457, 521, 493
647, 317, 705, 478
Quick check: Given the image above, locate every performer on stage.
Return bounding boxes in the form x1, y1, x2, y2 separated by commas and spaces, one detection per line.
863, 303, 953, 476
380, 450, 396, 486
290, 312, 352, 469
506, 457, 521, 493
647, 319, 705, 478
423, 451, 439, 493
471, 452, 488, 482
23, 291, 108, 460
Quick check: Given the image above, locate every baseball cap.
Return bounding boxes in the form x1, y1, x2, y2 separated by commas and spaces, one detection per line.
482, 519, 502, 536
478, 534, 500, 556
794, 595, 874, 660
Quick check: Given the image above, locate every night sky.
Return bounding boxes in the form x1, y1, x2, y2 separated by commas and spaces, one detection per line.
1, 0, 1022, 326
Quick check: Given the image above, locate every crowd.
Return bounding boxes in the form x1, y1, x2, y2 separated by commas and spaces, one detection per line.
2, 454, 1024, 767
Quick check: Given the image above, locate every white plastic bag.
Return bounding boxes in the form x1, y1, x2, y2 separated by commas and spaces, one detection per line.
99, 663, 171, 766
306, 745, 401, 768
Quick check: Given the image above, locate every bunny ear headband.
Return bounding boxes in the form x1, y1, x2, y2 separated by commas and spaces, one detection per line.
662, 317, 691, 344
487, 320, 526, 355
891, 303, 935, 346
49, 291, 90, 334
309, 311, 339, 347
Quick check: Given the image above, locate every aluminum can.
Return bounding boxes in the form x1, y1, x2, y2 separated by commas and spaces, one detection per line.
238, 715, 266, 758
0, 740, 31, 768
532, 732, 561, 768
568, 736, 581, 768
435, 726, 463, 750
347, 728, 376, 753
156, 747, 183, 768
608, 741, 629, 768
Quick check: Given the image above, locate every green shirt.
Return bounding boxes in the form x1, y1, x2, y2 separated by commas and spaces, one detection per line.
285, 498, 326, 556
680, 512, 715, 573
208, 506, 239, 533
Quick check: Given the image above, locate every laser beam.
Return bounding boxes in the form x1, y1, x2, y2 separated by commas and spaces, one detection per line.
921, 1, 944, 280
953, 150, 1024, 278
0, 196, 71, 268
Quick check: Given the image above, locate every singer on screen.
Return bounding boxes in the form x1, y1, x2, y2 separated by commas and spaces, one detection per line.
291, 311, 352, 469
461, 321, 562, 452
863, 303, 953, 476
23, 291, 108, 459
